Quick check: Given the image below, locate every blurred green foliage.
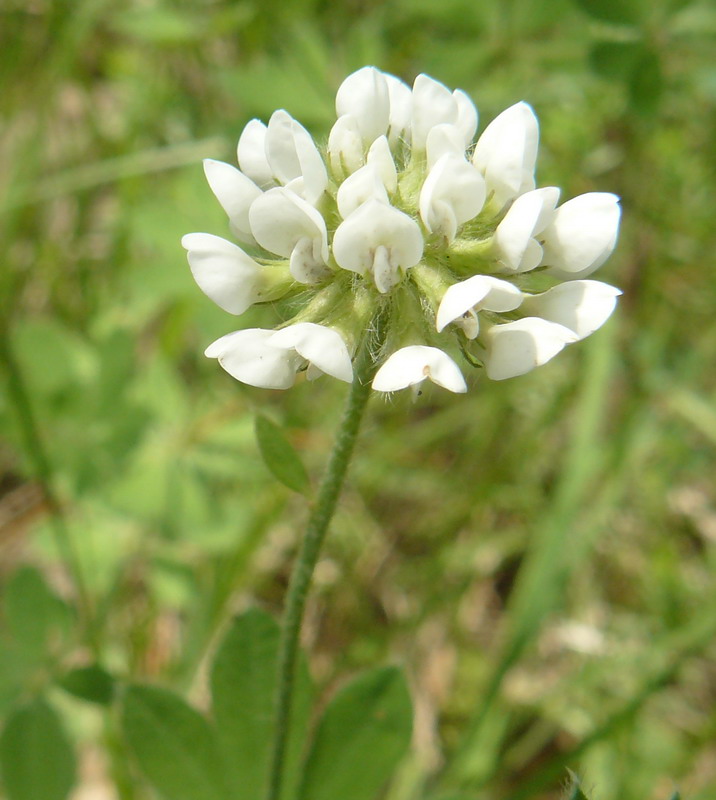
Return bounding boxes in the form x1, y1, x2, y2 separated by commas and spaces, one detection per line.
1, 0, 716, 798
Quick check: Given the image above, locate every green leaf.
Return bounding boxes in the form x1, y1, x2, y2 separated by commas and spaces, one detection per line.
0, 698, 76, 800
4, 566, 72, 662
121, 685, 227, 800
255, 414, 310, 494
58, 665, 115, 706
299, 666, 413, 800
572, 0, 643, 25
210, 608, 313, 800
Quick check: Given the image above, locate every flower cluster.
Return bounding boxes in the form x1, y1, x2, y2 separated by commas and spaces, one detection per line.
183, 67, 621, 393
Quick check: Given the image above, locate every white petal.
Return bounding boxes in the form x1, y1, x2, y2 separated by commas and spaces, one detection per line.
453, 89, 478, 145
269, 323, 353, 382
205, 328, 298, 389
372, 346, 467, 393
436, 275, 523, 334
237, 119, 274, 189
249, 187, 329, 263
483, 317, 578, 380
541, 193, 621, 277
385, 73, 413, 145
336, 66, 390, 144
521, 280, 621, 339
372, 245, 398, 294
426, 123, 467, 170
411, 74, 458, 151
473, 102, 539, 207
264, 110, 302, 183
336, 164, 389, 219
203, 159, 261, 245
367, 136, 398, 193
419, 153, 486, 242
265, 110, 327, 205
494, 187, 559, 271
289, 237, 332, 284
518, 239, 545, 273
332, 200, 424, 289
182, 233, 262, 315
328, 114, 365, 178
531, 187, 562, 233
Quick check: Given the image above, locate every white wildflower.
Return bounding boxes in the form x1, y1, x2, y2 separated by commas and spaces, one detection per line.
185, 66, 621, 393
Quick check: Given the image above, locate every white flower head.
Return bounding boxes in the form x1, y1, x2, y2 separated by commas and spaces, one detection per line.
188, 68, 620, 393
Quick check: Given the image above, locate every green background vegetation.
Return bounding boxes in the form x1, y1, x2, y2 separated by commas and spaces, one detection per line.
1, 0, 716, 797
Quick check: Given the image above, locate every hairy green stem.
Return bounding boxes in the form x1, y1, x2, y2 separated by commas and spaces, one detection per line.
0, 330, 98, 654
266, 320, 385, 800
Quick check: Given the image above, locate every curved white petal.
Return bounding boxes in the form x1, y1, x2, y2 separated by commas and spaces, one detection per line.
420, 153, 486, 242
182, 233, 262, 315
332, 200, 423, 292
264, 110, 302, 183
249, 187, 329, 263
265, 110, 327, 205
521, 280, 621, 339
328, 114, 365, 179
483, 317, 578, 380
205, 328, 298, 389
336, 164, 389, 219
436, 275, 523, 334
288, 237, 332, 284
385, 73, 413, 145
494, 187, 559, 271
335, 66, 390, 145
269, 323, 353, 383
473, 101, 539, 208
237, 119, 274, 189
203, 159, 261, 244
541, 193, 621, 277
367, 136, 397, 193
426, 123, 467, 170
453, 89, 478, 146
372, 346, 467, 393
411, 74, 458, 151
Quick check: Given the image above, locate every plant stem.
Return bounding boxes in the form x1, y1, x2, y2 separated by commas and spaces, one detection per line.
0, 330, 98, 654
266, 320, 385, 800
